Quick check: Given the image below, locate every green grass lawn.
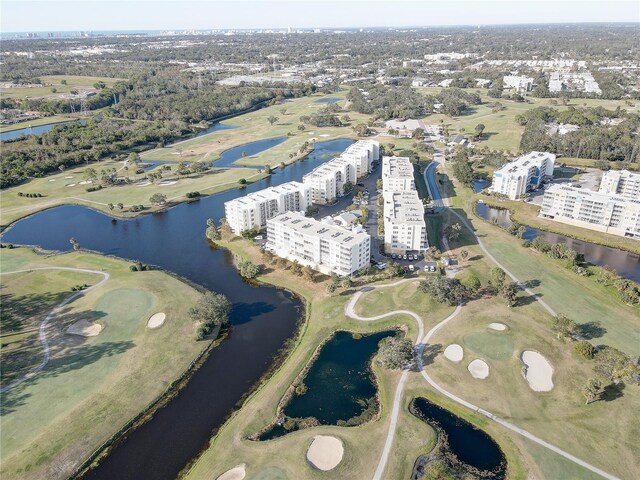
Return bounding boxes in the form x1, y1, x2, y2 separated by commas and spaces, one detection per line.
0, 115, 78, 133
0, 248, 204, 480
1, 75, 123, 101
462, 331, 515, 361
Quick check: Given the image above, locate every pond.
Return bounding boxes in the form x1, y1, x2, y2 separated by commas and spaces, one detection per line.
475, 202, 640, 283
410, 397, 506, 479
314, 97, 342, 104
212, 136, 288, 168
1, 137, 355, 480
0, 119, 83, 141
472, 178, 490, 193
259, 330, 395, 440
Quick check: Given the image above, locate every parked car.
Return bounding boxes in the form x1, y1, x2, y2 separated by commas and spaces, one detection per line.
408, 265, 415, 272
403, 254, 408, 260
254, 235, 263, 240
391, 254, 396, 259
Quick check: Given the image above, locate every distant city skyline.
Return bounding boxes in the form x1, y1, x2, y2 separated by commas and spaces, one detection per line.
2, 0, 639, 33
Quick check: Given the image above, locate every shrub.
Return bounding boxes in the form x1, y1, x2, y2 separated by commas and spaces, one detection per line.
574, 341, 596, 360
238, 260, 260, 279
185, 191, 201, 198
129, 264, 138, 271
294, 383, 308, 395
377, 336, 415, 369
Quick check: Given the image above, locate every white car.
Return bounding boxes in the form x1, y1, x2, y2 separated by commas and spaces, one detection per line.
408, 265, 415, 272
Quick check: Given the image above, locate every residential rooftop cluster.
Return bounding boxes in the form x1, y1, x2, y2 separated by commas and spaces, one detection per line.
381, 156, 428, 255
490, 151, 556, 200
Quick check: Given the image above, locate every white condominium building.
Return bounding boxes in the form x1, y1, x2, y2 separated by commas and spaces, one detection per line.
490, 151, 556, 200
383, 190, 428, 254
266, 211, 371, 276
599, 170, 640, 200
224, 181, 310, 235
382, 156, 415, 192
303, 140, 379, 204
503, 75, 535, 92
539, 184, 640, 239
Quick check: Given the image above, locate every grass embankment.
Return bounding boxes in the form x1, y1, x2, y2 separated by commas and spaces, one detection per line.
184, 236, 457, 480
0, 115, 78, 133
0, 248, 204, 480
0, 92, 367, 228
478, 194, 640, 255
1, 75, 123, 101
430, 161, 639, 479
415, 86, 639, 153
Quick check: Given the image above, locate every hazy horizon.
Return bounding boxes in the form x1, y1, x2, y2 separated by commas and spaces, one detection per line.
2, 0, 639, 34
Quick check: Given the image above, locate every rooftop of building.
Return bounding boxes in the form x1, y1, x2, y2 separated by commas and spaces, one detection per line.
494, 151, 556, 176
268, 211, 370, 246
545, 183, 640, 205
382, 156, 414, 179
383, 190, 426, 224
225, 181, 307, 207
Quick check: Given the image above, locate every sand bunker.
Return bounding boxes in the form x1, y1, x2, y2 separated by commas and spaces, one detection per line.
306, 435, 344, 471
78, 180, 92, 185
488, 323, 507, 331
65, 176, 74, 179
147, 312, 166, 329
216, 464, 246, 480
319, 134, 330, 137
444, 344, 464, 362
136, 182, 151, 187
521, 351, 554, 392
49, 179, 56, 182
467, 359, 489, 379
66, 183, 76, 187
159, 180, 177, 186
67, 319, 102, 337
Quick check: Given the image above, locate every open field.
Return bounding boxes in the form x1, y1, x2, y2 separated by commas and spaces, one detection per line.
1, 75, 123, 101
0, 248, 204, 480
0, 158, 265, 227
416, 86, 640, 153
140, 91, 366, 166
441, 163, 640, 355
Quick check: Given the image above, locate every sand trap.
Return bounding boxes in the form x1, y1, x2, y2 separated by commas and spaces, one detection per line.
67, 319, 102, 337
66, 183, 76, 187
65, 176, 74, 179
444, 344, 463, 362
159, 180, 177, 186
488, 322, 507, 331
147, 312, 166, 328
521, 351, 554, 391
216, 464, 246, 480
78, 180, 93, 185
306, 435, 344, 471
467, 359, 489, 379
319, 134, 330, 137
136, 182, 151, 187
49, 179, 56, 182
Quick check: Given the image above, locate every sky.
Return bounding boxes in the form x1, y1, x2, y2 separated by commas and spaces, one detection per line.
2, 0, 639, 33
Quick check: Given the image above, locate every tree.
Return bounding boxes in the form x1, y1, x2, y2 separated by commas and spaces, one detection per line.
279, 107, 287, 115
267, 115, 279, 126
238, 260, 260, 279
419, 276, 470, 306
291, 261, 303, 276
574, 340, 596, 360
582, 378, 603, 405
117, 203, 124, 210
614, 278, 640, 305
60, 79, 67, 85
377, 336, 415, 370
594, 346, 639, 382
149, 193, 167, 205
341, 277, 353, 289
205, 218, 220, 241
302, 265, 315, 282
501, 282, 519, 307
191, 292, 231, 339
69, 237, 80, 251
474, 123, 485, 140
84, 167, 98, 182
108, 203, 114, 211
552, 314, 578, 339
412, 127, 424, 139
128, 152, 140, 164
491, 267, 506, 289
444, 223, 462, 242
384, 262, 404, 278
297, 124, 306, 131
460, 250, 469, 262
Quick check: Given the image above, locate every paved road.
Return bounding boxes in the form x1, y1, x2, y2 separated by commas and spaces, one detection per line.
0, 267, 109, 394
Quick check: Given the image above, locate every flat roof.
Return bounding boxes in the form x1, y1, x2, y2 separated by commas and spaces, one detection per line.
269, 211, 370, 247
383, 190, 426, 224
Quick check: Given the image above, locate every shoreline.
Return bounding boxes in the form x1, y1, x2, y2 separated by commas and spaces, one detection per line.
474, 198, 640, 257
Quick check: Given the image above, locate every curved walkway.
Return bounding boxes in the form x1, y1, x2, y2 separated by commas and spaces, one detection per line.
0, 266, 110, 394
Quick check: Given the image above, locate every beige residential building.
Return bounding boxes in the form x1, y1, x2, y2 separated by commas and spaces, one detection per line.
539, 184, 640, 239
266, 211, 371, 276
381, 156, 415, 192
599, 170, 640, 200
490, 151, 556, 200
383, 190, 428, 254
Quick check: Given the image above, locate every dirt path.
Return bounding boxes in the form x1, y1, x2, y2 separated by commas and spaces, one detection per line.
0, 266, 110, 393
